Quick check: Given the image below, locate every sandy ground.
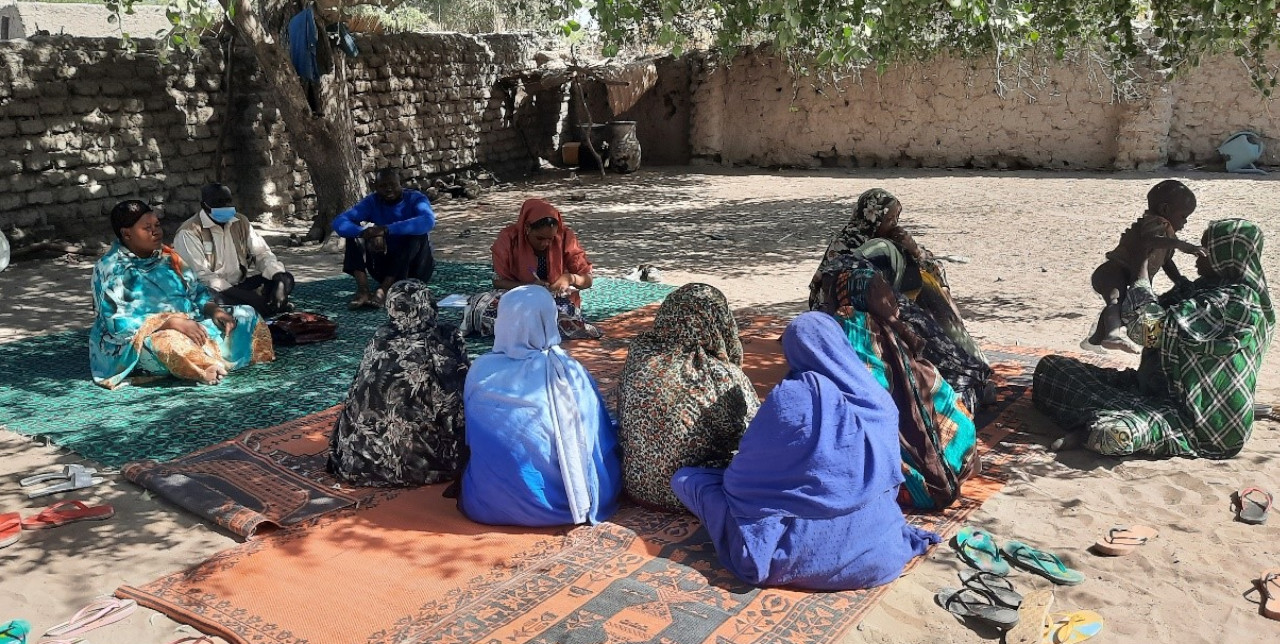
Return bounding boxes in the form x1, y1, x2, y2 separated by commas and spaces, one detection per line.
2, 167, 1279, 643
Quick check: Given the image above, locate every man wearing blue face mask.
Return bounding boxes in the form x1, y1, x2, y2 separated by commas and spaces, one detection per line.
332, 168, 436, 309
174, 183, 296, 316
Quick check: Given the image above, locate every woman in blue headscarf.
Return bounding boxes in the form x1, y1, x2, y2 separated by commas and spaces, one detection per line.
460, 285, 622, 526
672, 312, 939, 590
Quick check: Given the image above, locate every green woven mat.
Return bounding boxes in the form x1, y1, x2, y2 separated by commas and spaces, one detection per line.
0, 262, 673, 467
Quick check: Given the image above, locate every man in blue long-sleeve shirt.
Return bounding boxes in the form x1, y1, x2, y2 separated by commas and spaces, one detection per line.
333, 168, 436, 309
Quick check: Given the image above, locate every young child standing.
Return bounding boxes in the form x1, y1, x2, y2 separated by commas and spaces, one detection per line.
1084, 179, 1204, 353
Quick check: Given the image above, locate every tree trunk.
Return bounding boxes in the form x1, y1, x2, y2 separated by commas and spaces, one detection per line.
224, 0, 363, 243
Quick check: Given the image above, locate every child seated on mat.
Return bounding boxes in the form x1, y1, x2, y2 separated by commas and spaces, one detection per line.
1083, 179, 1205, 353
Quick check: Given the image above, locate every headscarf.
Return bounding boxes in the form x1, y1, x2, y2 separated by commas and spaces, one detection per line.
723, 312, 903, 519
329, 279, 471, 487
1158, 219, 1275, 458
384, 278, 440, 333
808, 188, 901, 310
490, 198, 593, 307
840, 188, 899, 248
618, 284, 760, 510
461, 285, 620, 525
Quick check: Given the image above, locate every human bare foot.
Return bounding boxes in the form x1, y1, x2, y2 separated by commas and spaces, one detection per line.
1099, 334, 1142, 354
348, 291, 372, 310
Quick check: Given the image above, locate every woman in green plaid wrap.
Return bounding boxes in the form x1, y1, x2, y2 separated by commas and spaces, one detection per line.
1034, 219, 1274, 458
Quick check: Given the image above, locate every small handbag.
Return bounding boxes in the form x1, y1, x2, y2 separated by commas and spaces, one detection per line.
268, 312, 338, 346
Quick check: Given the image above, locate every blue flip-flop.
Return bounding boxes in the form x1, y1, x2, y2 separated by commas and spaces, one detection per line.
1002, 540, 1086, 586
0, 619, 29, 644
954, 526, 1011, 576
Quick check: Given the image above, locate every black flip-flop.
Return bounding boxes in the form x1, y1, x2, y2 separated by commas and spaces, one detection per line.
959, 570, 1023, 609
936, 586, 1020, 630
1236, 487, 1272, 525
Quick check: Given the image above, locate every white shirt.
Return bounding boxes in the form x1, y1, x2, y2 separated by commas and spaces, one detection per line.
173, 211, 286, 292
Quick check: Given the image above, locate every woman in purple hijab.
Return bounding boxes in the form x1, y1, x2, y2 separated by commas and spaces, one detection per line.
671, 312, 939, 590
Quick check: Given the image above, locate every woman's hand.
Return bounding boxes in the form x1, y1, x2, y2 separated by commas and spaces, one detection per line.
865, 273, 900, 322
161, 316, 209, 346
892, 319, 926, 357
210, 307, 238, 335
548, 274, 575, 296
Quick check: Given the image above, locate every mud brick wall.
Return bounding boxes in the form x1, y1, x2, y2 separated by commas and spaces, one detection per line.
623, 49, 1280, 171
0, 33, 537, 243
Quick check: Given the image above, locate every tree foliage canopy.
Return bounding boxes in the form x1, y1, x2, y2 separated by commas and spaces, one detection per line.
529, 0, 1280, 93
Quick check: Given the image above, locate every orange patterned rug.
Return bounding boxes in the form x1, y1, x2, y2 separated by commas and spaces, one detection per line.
116, 307, 1050, 644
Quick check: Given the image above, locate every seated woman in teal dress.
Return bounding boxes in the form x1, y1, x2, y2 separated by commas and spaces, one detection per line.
91, 200, 275, 389
459, 285, 622, 526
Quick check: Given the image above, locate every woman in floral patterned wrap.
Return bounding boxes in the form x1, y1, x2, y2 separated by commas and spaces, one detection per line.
809, 188, 992, 413
329, 279, 470, 486
1035, 219, 1274, 458
618, 284, 760, 512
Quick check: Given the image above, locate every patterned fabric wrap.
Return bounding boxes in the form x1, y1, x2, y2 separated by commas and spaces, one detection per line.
807, 188, 988, 366
670, 313, 940, 590
816, 255, 991, 415
1035, 218, 1274, 459
807, 189, 897, 311
90, 241, 272, 389
461, 289, 601, 340
838, 308, 978, 510
618, 284, 760, 511
328, 280, 471, 487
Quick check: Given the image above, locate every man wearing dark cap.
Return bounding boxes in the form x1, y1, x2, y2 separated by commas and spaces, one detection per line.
174, 183, 296, 316
332, 168, 436, 309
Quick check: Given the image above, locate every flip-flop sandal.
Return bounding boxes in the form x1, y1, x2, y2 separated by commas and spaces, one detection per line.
959, 570, 1023, 609
1002, 541, 1086, 586
1093, 524, 1158, 556
21, 500, 115, 530
1236, 487, 1272, 525
1260, 568, 1280, 621
43, 597, 137, 638
1043, 610, 1104, 643
0, 513, 20, 549
954, 526, 1011, 576
935, 586, 1020, 630
0, 620, 30, 644
1004, 589, 1054, 644
20, 465, 104, 499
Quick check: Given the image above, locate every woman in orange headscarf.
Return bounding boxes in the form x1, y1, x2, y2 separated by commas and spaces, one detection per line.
463, 198, 602, 339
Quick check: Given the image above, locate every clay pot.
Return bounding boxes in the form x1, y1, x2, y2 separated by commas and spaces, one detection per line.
607, 120, 641, 173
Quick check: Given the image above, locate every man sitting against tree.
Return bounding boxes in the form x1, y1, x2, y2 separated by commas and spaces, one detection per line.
332, 168, 437, 309
174, 183, 295, 317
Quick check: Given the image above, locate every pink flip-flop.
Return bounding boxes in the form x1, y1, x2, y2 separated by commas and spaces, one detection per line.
21, 500, 114, 530
43, 597, 137, 638
0, 512, 20, 549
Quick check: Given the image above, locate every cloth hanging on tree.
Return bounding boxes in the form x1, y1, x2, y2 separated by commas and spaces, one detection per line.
287, 6, 320, 83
